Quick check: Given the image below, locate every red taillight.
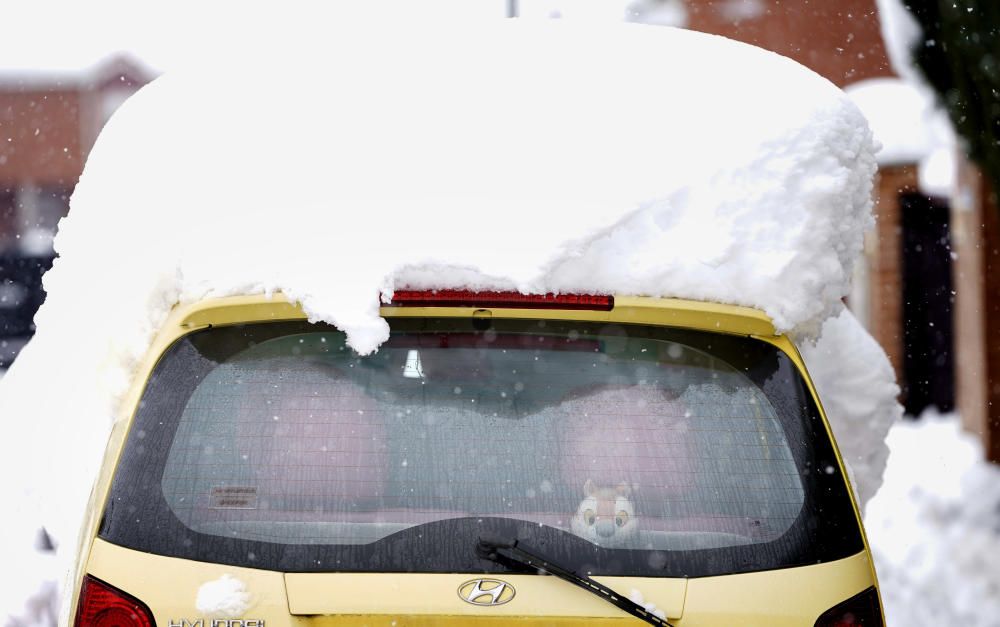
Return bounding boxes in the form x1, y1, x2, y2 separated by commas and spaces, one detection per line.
75, 575, 155, 627
382, 289, 614, 311
814, 587, 883, 626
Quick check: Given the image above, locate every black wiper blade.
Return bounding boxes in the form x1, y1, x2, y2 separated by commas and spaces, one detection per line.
476, 534, 675, 627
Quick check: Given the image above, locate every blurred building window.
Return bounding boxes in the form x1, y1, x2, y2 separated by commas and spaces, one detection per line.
0, 187, 16, 254
16, 183, 69, 256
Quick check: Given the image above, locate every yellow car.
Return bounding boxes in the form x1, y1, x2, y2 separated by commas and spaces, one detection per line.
70, 291, 883, 626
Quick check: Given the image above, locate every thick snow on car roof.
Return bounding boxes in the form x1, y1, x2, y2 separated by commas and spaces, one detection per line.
0, 19, 898, 622
62, 20, 876, 353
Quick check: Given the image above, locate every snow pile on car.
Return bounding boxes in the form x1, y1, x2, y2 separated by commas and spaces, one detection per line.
195, 575, 252, 619
55, 20, 877, 353
0, 19, 896, 620
799, 310, 902, 507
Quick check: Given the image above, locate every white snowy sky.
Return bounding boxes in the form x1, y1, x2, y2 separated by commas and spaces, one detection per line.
0, 1, 512, 74
0, 0, 669, 76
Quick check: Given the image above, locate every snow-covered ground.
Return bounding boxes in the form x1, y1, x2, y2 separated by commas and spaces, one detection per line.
0, 531, 58, 627
867, 412, 1000, 626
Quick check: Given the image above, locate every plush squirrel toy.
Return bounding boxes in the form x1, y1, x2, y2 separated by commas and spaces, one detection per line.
570, 479, 638, 548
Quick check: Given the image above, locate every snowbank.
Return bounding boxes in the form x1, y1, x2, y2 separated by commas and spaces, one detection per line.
867, 412, 1000, 626
0, 524, 58, 627
869, 1, 959, 198
844, 78, 956, 196
0, 20, 887, 621
844, 78, 939, 166
873, 0, 925, 86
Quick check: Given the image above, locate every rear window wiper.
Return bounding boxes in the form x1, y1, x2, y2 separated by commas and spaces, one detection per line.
476, 534, 675, 627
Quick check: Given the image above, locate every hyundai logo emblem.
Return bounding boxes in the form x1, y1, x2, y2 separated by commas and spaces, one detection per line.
457, 578, 516, 606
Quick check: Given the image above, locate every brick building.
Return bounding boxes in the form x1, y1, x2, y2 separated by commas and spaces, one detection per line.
686, 0, 893, 86
0, 56, 152, 364
0, 56, 151, 251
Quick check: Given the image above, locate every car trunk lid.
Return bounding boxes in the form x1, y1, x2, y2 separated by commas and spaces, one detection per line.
284, 572, 687, 622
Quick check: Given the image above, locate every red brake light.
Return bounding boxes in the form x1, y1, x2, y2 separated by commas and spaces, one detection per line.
382, 289, 614, 311
814, 587, 883, 626
75, 575, 155, 627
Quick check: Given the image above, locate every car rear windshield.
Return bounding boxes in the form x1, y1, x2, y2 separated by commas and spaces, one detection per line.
100, 317, 863, 577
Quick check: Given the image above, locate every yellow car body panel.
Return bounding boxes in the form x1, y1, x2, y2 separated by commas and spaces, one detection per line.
70, 293, 882, 626
86, 537, 873, 626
